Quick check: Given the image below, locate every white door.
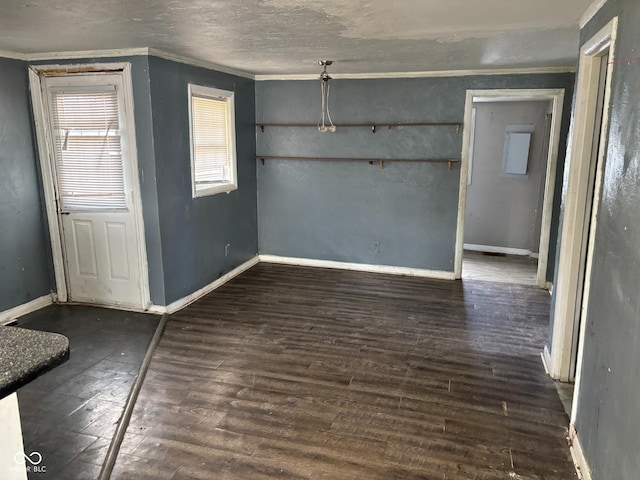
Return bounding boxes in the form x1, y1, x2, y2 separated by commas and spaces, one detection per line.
41, 73, 144, 308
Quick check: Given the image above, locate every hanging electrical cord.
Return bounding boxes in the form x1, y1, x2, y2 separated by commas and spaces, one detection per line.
318, 60, 336, 132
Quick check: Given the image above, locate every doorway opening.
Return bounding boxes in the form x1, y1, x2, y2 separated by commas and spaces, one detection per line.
462, 98, 553, 286
30, 63, 150, 311
455, 89, 566, 289
548, 17, 617, 405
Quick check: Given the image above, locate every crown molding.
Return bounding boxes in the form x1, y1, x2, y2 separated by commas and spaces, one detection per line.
0, 50, 27, 61
2, 47, 576, 82
24, 47, 150, 61
255, 65, 576, 81
3, 47, 255, 79
579, 0, 608, 29
148, 48, 254, 79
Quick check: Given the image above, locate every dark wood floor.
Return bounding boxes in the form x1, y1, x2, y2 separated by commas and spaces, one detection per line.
112, 264, 576, 479
15, 305, 159, 479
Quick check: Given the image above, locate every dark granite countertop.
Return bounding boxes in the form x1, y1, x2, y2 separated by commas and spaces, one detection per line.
0, 326, 69, 399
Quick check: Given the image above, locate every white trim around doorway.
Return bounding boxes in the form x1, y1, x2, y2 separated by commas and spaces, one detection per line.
28, 62, 152, 311
455, 88, 566, 289
550, 18, 618, 384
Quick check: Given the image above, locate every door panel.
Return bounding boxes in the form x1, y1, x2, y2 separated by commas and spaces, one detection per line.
71, 219, 98, 277
105, 221, 131, 281
43, 73, 143, 308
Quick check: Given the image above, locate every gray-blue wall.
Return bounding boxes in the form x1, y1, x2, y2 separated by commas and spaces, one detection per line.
24, 55, 258, 308
256, 74, 574, 276
570, 0, 640, 478
128, 56, 166, 307
0, 57, 53, 312
28, 55, 166, 306
1, 56, 570, 314
148, 57, 257, 304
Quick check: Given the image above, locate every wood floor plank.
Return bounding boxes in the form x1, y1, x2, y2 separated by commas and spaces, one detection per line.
112, 264, 576, 479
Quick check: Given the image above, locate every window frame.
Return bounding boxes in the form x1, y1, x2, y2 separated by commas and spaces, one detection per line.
48, 84, 128, 212
188, 84, 238, 198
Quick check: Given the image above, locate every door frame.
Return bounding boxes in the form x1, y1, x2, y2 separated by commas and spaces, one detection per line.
549, 17, 618, 383
29, 62, 151, 310
455, 88, 566, 288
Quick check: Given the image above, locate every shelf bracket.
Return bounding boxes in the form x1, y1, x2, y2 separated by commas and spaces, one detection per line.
371, 124, 376, 133
259, 125, 265, 132
456, 124, 460, 134
448, 160, 453, 171
380, 160, 384, 170
260, 158, 265, 165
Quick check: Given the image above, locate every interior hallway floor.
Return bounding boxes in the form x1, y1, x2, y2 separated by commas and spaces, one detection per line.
15, 305, 159, 479
462, 250, 539, 285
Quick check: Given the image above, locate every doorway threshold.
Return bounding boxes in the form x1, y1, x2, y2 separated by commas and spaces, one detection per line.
554, 380, 575, 417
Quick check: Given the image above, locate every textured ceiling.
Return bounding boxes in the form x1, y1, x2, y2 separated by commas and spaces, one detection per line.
0, 0, 593, 76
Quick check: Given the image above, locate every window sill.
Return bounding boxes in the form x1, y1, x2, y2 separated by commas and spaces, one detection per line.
193, 182, 238, 198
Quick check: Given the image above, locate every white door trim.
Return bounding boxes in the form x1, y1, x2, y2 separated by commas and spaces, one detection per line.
29, 62, 151, 310
120, 64, 152, 310
550, 18, 618, 384
455, 88, 566, 288
29, 67, 67, 301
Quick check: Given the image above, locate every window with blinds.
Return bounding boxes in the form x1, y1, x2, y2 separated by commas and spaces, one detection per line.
189, 84, 237, 197
50, 86, 127, 211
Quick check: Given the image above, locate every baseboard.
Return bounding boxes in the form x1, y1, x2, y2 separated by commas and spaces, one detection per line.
11, 254, 452, 318
541, 345, 552, 376
145, 304, 167, 315
464, 243, 533, 256
161, 256, 260, 314
0, 294, 53, 325
62, 301, 165, 316
258, 255, 456, 280
569, 424, 592, 480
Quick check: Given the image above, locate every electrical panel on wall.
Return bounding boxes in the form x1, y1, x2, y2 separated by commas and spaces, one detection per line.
502, 125, 535, 177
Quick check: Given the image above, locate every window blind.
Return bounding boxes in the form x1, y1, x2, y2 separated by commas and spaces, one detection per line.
50, 87, 126, 210
191, 95, 231, 188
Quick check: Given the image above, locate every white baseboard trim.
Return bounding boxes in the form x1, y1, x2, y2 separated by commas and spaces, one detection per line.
541, 345, 552, 376
0, 294, 53, 325
62, 301, 164, 316
17, 254, 450, 317
258, 255, 456, 280
145, 304, 167, 315
569, 424, 592, 480
463, 243, 535, 256
12, 254, 454, 318
159, 256, 260, 314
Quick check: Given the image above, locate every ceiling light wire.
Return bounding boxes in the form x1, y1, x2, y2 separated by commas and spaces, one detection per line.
318, 60, 336, 133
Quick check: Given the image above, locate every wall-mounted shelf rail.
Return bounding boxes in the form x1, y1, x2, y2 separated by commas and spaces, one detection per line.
256, 122, 461, 133
255, 155, 459, 170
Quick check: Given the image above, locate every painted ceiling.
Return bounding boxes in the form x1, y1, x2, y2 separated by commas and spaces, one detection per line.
0, 0, 594, 76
